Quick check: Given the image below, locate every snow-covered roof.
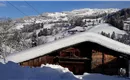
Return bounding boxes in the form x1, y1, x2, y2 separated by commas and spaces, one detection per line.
4, 32, 130, 63
69, 26, 85, 32
44, 24, 54, 29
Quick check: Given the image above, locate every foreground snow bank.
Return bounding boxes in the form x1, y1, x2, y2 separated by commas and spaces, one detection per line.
41, 64, 70, 73
0, 62, 78, 80
0, 62, 129, 80
82, 73, 129, 80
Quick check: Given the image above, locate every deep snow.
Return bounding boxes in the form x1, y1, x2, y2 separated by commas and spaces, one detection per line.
0, 62, 129, 80
0, 62, 78, 80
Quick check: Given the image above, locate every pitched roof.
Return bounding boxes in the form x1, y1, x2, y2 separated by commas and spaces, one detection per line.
4, 32, 130, 63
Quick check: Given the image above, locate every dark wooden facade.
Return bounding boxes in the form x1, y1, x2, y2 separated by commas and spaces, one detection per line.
20, 41, 130, 77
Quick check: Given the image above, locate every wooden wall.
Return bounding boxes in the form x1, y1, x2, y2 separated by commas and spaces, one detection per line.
20, 42, 129, 76
20, 56, 54, 67
20, 55, 89, 74
91, 50, 118, 75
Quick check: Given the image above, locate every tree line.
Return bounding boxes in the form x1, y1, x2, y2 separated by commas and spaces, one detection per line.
106, 8, 130, 30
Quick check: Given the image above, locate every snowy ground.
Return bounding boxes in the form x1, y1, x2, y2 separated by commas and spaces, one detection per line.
0, 62, 129, 80
40, 23, 126, 45
81, 73, 129, 80
87, 23, 126, 35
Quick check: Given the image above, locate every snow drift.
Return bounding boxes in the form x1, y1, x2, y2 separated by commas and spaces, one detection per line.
0, 62, 78, 80
0, 62, 129, 80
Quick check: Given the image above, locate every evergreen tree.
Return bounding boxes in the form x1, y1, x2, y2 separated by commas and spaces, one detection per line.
43, 28, 48, 36
38, 30, 43, 37
31, 31, 37, 47
111, 32, 116, 39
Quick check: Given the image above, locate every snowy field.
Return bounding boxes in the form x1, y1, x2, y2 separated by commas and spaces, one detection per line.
0, 62, 129, 80
87, 23, 126, 35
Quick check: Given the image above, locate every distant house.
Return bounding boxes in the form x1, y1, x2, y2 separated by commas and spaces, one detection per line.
2, 32, 130, 78
68, 26, 85, 34
117, 34, 124, 39
123, 21, 130, 31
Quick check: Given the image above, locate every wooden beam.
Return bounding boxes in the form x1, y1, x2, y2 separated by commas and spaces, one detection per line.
102, 52, 104, 74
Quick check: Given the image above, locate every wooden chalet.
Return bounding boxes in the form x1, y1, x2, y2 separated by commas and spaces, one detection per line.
3, 32, 130, 78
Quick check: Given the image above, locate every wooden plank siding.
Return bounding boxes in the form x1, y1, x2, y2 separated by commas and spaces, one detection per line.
19, 46, 129, 76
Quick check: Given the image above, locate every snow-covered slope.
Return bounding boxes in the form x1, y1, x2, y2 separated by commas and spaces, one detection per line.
2, 32, 130, 63
38, 23, 126, 45
14, 8, 119, 29
47, 12, 67, 18
65, 8, 119, 17
88, 23, 126, 35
